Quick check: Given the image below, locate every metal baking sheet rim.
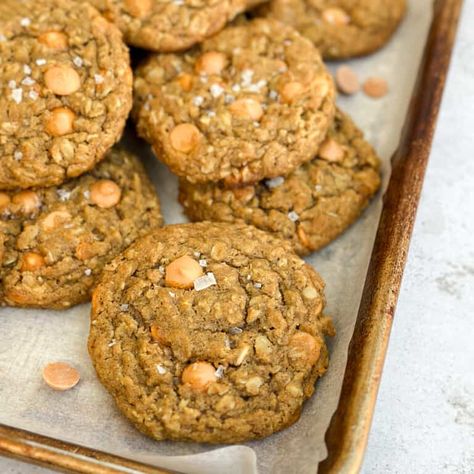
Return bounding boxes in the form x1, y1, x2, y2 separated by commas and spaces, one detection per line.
0, 0, 464, 472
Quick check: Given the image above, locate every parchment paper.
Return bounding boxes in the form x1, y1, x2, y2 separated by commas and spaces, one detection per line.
0, 2, 433, 472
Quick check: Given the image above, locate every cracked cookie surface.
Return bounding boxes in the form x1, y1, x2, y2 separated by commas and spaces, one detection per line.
88, 222, 334, 443
0, 146, 162, 309
179, 110, 381, 255
0, 0, 132, 189
92, 0, 267, 52
133, 19, 336, 185
257, 0, 406, 60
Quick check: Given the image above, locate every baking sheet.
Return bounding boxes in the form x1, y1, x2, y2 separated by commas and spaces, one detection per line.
0, 2, 433, 473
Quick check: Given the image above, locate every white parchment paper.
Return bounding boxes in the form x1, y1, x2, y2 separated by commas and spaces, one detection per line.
0, 2, 433, 472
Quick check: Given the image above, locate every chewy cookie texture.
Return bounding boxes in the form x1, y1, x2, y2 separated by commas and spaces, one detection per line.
0, 0, 132, 189
89, 223, 334, 443
257, 0, 406, 60
180, 109, 381, 255
0, 147, 162, 310
133, 18, 336, 186
92, 0, 268, 52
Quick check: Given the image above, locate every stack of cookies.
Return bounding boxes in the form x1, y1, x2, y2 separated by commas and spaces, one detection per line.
0, 0, 163, 308
1, 0, 406, 445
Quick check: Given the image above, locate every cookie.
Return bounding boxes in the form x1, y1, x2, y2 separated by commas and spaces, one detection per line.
0, 147, 162, 310
92, 0, 267, 52
179, 110, 381, 255
88, 222, 334, 443
257, 0, 406, 60
133, 19, 336, 185
0, 0, 133, 190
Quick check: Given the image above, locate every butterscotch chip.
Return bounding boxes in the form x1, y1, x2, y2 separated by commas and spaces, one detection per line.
88, 223, 334, 443
38, 31, 68, 50
90, 180, 122, 208
21, 252, 45, 272
335, 66, 360, 95
169, 124, 202, 153
257, 0, 406, 60
165, 255, 203, 289
0, 0, 132, 190
195, 52, 228, 76
0, 147, 162, 310
42, 362, 80, 391
94, 0, 267, 52
134, 19, 336, 185
45, 108, 76, 136
179, 109, 381, 255
363, 77, 389, 98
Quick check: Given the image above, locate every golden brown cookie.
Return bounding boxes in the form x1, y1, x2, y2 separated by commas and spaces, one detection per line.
0, 0, 132, 189
133, 19, 336, 185
257, 0, 406, 60
89, 222, 334, 443
0, 146, 162, 309
179, 110, 381, 255
92, 0, 268, 52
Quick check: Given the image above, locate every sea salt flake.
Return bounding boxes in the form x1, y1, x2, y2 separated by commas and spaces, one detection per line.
11, 88, 22, 104
120, 304, 129, 311
199, 259, 207, 267
288, 211, 299, 222
194, 272, 217, 291
28, 90, 38, 101
23, 65, 32, 75
224, 94, 234, 104
73, 56, 83, 68
169, 291, 176, 297
22, 77, 35, 86
83, 190, 90, 199
14, 151, 23, 161
36, 58, 46, 66
215, 366, 225, 378
314, 184, 322, 192
253, 121, 260, 127
56, 188, 71, 201
207, 110, 216, 117
94, 74, 104, 84
156, 364, 167, 375
84, 268, 92, 276
241, 69, 254, 86
231, 84, 241, 93
265, 176, 284, 188
210, 84, 224, 98
269, 90, 279, 101
158, 265, 165, 274
8, 80, 16, 89
173, 0, 184, 4
229, 327, 243, 335
192, 95, 204, 107
20, 18, 31, 27
254, 282, 263, 289
108, 339, 117, 347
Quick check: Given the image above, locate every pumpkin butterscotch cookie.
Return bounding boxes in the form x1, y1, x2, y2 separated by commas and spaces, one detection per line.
179, 110, 381, 255
257, 0, 406, 60
88, 223, 334, 443
0, 0, 132, 190
134, 19, 336, 185
92, 0, 267, 52
0, 147, 162, 310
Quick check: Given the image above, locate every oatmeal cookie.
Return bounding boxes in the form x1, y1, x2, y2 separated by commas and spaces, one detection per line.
179, 110, 381, 255
257, 0, 406, 60
92, 0, 268, 52
88, 222, 334, 443
133, 19, 336, 185
0, 0, 132, 190
0, 147, 162, 309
